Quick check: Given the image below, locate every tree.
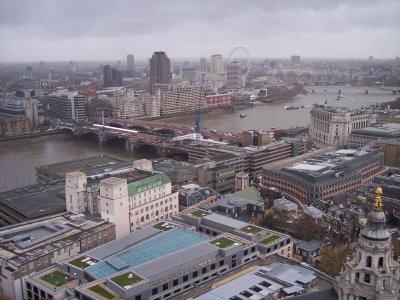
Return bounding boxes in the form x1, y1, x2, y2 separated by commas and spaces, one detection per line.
316, 245, 352, 276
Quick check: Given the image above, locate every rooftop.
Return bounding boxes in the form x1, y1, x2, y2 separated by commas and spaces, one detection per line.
210, 237, 237, 248
0, 182, 65, 220
351, 123, 400, 138
85, 227, 207, 279
36, 155, 125, 181
0, 215, 112, 266
272, 147, 382, 184
201, 194, 264, 211
111, 272, 143, 288
85, 227, 159, 260
195, 262, 322, 300
233, 186, 264, 202
127, 173, 170, 196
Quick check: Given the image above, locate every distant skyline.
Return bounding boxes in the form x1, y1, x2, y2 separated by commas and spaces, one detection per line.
0, 0, 399, 62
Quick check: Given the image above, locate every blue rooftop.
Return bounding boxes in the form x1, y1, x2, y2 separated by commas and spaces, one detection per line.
85, 228, 207, 279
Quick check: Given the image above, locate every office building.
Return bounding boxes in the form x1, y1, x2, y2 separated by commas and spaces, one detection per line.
103, 65, 123, 87
66, 165, 179, 239
349, 123, 400, 148
195, 262, 325, 299
376, 138, 400, 167
336, 187, 400, 299
150, 51, 171, 94
263, 148, 385, 207
0, 98, 40, 129
127, 54, 134, 73
23, 222, 259, 300
291, 55, 301, 65
160, 86, 206, 115
0, 215, 115, 300
226, 60, 244, 89
309, 104, 377, 147
243, 130, 272, 147
188, 139, 305, 177
25, 66, 33, 78
210, 54, 224, 73
48, 90, 85, 121
175, 208, 293, 259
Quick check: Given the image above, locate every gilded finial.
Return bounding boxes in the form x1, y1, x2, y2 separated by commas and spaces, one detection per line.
373, 187, 383, 209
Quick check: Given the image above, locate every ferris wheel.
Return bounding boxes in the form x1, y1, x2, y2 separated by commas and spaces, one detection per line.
228, 47, 251, 75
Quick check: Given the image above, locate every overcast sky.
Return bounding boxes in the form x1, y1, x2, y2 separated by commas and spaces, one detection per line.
0, 0, 399, 62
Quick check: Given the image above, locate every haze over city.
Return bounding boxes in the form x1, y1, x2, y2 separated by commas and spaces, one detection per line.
1, 0, 400, 62
1, 1, 400, 300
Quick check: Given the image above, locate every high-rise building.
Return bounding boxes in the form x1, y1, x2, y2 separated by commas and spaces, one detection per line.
336, 187, 400, 299
210, 54, 224, 73
111, 68, 123, 86
200, 57, 207, 72
48, 90, 85, 121
226, 60, 244, 89
149, 51, 171, 94
103, 65, 113, 87
127, 54, 134, 74
103, 65, 123, 87
25, 66, 33, 78
291, 55, 301, 65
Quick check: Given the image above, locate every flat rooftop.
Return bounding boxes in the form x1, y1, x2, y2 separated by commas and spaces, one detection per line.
278, 148, 381, 182
352, 123, 400, 138
85, 227, 208, 279
194, 262, 319, 300
0, 182, 65, 220
36, 155, 126, 180
0, 215, 112, 266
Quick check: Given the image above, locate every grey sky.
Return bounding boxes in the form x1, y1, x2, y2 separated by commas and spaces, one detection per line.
0, 0, 399, 62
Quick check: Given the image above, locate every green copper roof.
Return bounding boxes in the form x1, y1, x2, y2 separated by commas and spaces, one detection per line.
127, 173, 171, 196
233, 186, 263, 202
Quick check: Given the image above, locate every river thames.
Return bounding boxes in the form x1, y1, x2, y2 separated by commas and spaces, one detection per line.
0, 86, 396, 191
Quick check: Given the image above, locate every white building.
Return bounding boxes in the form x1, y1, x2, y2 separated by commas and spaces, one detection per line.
65, 171, 88, 214
309, 104, 376, 147
48, 90, 85, 121
273, 198, 298, 212
99, 172, 179, 239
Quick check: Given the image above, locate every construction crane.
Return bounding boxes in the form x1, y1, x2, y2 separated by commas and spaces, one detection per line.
194, 73, 205, 141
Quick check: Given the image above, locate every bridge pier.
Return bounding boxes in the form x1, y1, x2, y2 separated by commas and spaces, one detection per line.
125, 139, 135, 153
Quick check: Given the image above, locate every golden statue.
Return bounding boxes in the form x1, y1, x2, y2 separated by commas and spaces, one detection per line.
373, 187, 383, 209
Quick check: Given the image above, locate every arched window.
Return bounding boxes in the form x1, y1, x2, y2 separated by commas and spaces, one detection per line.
146, 214, 149, 220
140, 216, 144, 223
378, 257, 383, 268
364, 273, 371, 283
165, 207, 168, 212
156, 210, 159, 216
366, 256, 372, 268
